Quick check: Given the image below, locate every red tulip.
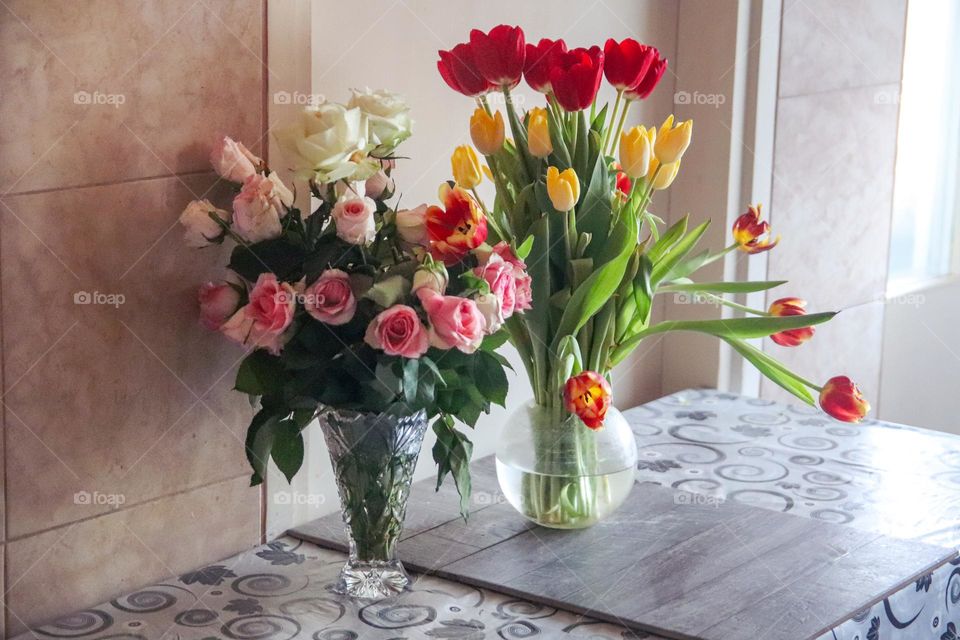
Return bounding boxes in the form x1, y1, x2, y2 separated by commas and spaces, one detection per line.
768, 297, 815, 347
603, 38, 655, 90
469, 25, 525, 88
732, 204, 779, 254
550, 46, 605, 112
438, 43, 496, 97
625, 49, 667, 100
524, 38, 567, 93
819, 376, 870, 423
613, 163, 632, 195
563, 371, 612, 430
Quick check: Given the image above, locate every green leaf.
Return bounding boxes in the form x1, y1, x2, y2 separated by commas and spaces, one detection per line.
402, 358, 419, 406
271, 420, 305, 483
577, 154, 614, 261
480, 331, 509, 352
235, 351, 284, 397
246, 410, 281, 485
651, 220, 710, 286
475, 351, 509, 407
228, 238, 306, 282
646, 215, 688, 263
432, 415, 474, 520
723, 338, 816, 405
590, 103, 609, 133
419, 355, 447, 386
660, 280, 788, 294
516, 234, 534, 260
633, 253, 654, 326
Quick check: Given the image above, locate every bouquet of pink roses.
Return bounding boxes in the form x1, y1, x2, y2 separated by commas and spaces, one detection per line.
179, 89, 526, 512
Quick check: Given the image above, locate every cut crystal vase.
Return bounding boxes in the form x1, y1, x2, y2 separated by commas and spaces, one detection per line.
317, 407, 428, 599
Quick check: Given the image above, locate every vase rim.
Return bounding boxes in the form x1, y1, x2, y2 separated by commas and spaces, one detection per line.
317, 404, 428, 422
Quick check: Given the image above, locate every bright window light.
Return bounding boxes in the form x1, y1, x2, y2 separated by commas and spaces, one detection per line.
889, 0, 960, 291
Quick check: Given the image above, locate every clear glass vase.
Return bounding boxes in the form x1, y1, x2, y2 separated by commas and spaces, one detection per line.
495, 402, 638, 529
317, 407, 428, 599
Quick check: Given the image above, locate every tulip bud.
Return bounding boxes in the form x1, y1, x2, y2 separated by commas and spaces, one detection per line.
654, 114, 693, 164
619, 125, 651, 179
546, 166, 580, 212
647, 158, 680, 191
470, 108, 505, 156
527, 107, 553, 158
563, 370, 612, 430
451, 145, 483, 190
768, 297, 815, 347
819, 376, 870, 423
732, 204, 779, 254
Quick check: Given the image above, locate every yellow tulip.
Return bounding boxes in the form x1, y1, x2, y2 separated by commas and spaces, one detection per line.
647, 157, 681, 190
546, 166, 580, 212
527, 107, 553, 158
654, 114, 693, 164
470, 108, 505, 155
619, 125, 651, 179
451, 145, 482, 189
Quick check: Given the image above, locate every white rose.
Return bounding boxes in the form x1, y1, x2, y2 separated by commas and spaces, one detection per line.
232, 172, 292, 243
209, 136, 260, 183
348, 88, 412, 156
474, 292, 504, 333
180, 199, 230, 247
275, 103, 378, 183
331, 194, 376, 245
395, 204, 429, 246
411, 263, 448, 295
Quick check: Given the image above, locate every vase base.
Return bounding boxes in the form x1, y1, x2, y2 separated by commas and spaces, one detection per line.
334, 559, 410, 600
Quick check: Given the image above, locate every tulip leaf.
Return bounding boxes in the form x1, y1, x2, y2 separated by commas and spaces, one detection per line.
650, 220, 710, 286
577, 154, 615, 261
523, 216, 553, 398
552, 209, 638, 351
646, 215, 689, 263
722, 337, 816, 405
516, 233, 534, 260
660, 280, 788, 294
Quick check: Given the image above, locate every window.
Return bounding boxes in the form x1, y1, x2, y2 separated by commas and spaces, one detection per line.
888, 0, 960, 291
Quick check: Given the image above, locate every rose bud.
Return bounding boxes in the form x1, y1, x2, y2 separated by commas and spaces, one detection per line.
451, 144, 483, 190
550, 46, 605, 112
733, 204, 779, 254
819, 376, 870, 423
396, 204, 429, 246
411, 259, 449, 295
470, 107, 505, 156
469, 24, 526, 89
603, 38, 654, 91
179, 199, 230, 247
365, 169, 394, 199
233, 172, 293, 244
768, 297, 815, 347
426, 184, 488, 265
563, 370, 612, 430
524, 38, 567, 93
198, 282, 241, 330
619, 125, 652, 179
625, 49, 667, 100
437, 42, 496, 97
546, 166, 580, 212
653, 114, 693, 164
364, 304, 430, 358
303, 269, 357, 325
527, 107, 553, 158
210, 136, 260, 183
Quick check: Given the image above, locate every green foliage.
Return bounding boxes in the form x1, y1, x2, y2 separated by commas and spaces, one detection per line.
432, 414, 474, 519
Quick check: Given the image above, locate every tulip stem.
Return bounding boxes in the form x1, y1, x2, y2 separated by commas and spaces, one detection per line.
602, 89, 623, 154
478, 95, 493, 116
699, 292, 772, 317
610, 98, 633, 157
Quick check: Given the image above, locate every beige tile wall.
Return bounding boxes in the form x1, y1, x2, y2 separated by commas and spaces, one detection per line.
761, 0, 907, 406
0, 0, 267, 633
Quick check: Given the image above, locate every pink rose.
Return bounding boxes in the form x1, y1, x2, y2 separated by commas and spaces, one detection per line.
332, 194, 376, 245
365, 169, 394, 199
417, 289, 487, 353
198, 282, 241, 330
304, 269, 356, 325
210, 136, 260, 183
220, 273, 296, 354
395, 204, 429, 246
364, 305, 429, 358
474, 292, 504, 333
233, 173, 294, 243
491, 242, 532, 312
474, 253, 517, 318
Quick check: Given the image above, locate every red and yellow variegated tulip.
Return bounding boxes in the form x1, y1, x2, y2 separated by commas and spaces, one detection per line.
732, 204, 779, 254
768, 297, 815, 347
426, 184, 488, 265
819, 376, 870, 423
563, 371, 612, 430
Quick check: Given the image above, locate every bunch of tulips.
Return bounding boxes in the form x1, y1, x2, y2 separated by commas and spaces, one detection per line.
435, 25, 869, 431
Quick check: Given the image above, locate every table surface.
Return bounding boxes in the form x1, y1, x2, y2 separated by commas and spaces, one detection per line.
16, 389, 960, 640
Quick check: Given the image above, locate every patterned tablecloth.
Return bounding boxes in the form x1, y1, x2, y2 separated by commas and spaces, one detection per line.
16, 389, 960, 640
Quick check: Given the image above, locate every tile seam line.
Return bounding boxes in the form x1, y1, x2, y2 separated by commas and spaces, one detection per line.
0, 170, 219, 200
